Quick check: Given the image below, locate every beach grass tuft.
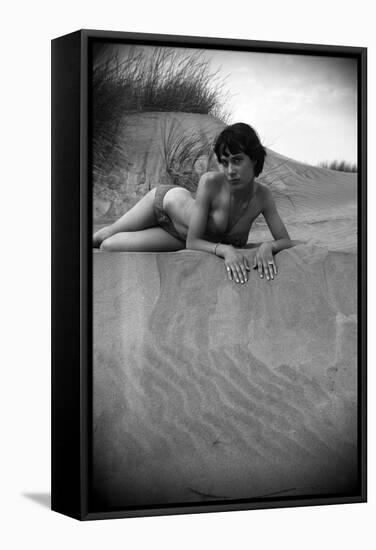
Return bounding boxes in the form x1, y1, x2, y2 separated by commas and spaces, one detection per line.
318, 160, 357, 173
92, 45, 229, 186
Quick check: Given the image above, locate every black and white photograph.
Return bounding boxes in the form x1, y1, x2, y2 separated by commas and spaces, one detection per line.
3, 0, 375, 545
89, 35, 364, 513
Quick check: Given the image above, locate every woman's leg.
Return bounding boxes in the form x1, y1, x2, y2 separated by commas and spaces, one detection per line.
93, 188, 158, 248
100, 226, 186, 252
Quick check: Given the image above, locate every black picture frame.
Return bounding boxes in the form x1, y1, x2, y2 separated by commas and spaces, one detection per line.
51, 29, 367, 520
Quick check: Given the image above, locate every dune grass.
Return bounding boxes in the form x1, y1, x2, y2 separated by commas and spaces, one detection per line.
92, 45, 228, 118
159, 117, 220, 192
92, 45, 229, 182
318, 160, 357, 172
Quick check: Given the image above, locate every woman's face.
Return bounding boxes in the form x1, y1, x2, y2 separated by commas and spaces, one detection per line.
219, 150, 256, 188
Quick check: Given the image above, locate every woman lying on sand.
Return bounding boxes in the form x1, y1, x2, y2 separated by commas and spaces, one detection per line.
93, 123, 292, 284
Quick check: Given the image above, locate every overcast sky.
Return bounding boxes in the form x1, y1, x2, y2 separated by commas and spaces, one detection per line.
207, 49, 357, 166
98, 42, 358, 167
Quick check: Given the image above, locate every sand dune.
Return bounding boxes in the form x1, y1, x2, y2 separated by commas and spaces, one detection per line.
92, 245, 357, 508
93, 112, 224, 220
254, 148, 357, 252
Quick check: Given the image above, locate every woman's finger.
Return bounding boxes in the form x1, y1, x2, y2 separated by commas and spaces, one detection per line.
230, 265, 238, 283
267, 258, 277, 278
265, 260, 273, 280
238, 262, 248, 282
257, 260, 264, 278
252, 255, 257, 269
233, 264, 243, 283
263, 262, 270, 280
244, 258, 251, 271
226, 265, 232, 281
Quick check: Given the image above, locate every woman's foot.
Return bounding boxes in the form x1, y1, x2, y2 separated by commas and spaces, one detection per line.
93, 226, 112, 248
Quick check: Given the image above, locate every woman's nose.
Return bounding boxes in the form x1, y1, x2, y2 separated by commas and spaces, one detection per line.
228, 163, 236, 175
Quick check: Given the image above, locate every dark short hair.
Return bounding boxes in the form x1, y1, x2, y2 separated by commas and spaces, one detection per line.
214, 123, 266, 177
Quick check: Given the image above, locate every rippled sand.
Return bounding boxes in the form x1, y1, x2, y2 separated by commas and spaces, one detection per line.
92, 245, 357, 509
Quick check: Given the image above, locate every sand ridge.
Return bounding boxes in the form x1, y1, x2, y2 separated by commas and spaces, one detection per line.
92, 245, 357, 508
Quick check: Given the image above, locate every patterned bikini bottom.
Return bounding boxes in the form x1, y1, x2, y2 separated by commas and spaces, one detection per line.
153, 185, 186, 242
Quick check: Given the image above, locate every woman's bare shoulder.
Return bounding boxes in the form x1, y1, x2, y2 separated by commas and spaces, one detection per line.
257, 182, 274, 203
197, 171, 226, 194
200, 170, 226, 184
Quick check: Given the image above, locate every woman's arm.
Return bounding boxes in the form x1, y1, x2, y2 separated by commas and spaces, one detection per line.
186, 174, 250, 284
253, 186, 293, 280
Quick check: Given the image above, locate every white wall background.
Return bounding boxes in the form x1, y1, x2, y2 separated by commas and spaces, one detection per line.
1, 1, 373, 548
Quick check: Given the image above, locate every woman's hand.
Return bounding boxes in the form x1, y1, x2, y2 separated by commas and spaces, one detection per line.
252, 242, 277, 281
223, 247, 250, 284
